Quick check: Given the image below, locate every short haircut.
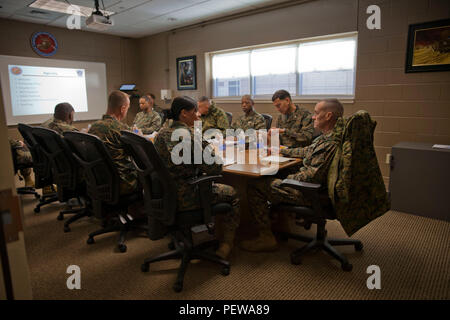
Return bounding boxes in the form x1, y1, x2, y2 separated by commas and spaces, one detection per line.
272, 89, 292, 102
241, 94, 254, 105
198, 96, 210, 103
320, 99, 344, 120
108, 90, 129, 111
140, 95, 151, 103
54, 102, 74, 121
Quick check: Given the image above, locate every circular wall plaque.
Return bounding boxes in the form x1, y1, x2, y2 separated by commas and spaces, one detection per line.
31, 31, 58, 57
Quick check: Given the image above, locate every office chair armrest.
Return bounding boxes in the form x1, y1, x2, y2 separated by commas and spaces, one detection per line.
187, 175, 223, 186
281, 179, 321, 191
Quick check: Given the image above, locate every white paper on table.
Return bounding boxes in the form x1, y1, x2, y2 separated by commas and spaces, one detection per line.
432, 144, 450, 150
260, 155, 295, 163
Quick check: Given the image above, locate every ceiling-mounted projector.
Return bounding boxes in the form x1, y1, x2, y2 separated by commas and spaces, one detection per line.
86, 13, 113, 30
86, 0, 113, 31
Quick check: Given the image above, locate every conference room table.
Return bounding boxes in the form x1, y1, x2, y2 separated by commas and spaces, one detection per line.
215, 145, 302, 239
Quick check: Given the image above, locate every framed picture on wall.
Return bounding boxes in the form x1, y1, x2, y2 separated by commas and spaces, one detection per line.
405, 19, 450, 73
176, 55, 197, 90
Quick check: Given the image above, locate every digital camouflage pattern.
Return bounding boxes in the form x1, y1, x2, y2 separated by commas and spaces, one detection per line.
200, 102, 229, 137
154, 120, 240, 231
9, 138, 32, 177
153, 105, 165, 119
231, 110, 266, 132
276, 105, 314, 148
248, 117, 343, 230
41, 118, 78, 135
327, 110, 390, 236
88, 114, 138, 195
133, 110, 162, 134
41, 117, 53, 127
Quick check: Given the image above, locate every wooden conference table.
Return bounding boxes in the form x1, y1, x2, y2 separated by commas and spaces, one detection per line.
216, 146, 302, 239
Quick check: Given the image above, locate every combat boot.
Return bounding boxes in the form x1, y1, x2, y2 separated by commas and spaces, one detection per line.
240, 229, 278, 252
216, 228, 236, 260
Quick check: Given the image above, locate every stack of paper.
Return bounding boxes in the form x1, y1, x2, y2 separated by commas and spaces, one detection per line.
260, 155, 294, 163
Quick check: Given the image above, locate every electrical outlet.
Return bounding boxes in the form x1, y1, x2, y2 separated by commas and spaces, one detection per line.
386, 153, 391, 164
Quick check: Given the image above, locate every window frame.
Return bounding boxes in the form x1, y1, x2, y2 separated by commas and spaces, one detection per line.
208, 31, 358, 102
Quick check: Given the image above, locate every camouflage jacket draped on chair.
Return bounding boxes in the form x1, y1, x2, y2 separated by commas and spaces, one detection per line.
328, 110, 390, 236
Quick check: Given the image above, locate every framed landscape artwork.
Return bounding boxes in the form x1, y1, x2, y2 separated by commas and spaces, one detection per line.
405, 19, 450, 73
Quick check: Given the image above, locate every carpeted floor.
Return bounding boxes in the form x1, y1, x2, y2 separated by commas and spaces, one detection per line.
19, 193, 449, 300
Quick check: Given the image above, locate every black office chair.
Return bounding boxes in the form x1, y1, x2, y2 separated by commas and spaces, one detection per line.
273, 115, 371, 272
225, 111, 232, 126
261, 113, 273, 131
120, 131, 231, 292
10, 144, 40, 199
161, 109, 170, 125
32, 127, 90, 232
64, 131, 143, 253
18, 124, 58, 213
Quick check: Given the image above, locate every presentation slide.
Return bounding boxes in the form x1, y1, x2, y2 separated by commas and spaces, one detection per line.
0, 55, 107, 125
9, 65, 88, 116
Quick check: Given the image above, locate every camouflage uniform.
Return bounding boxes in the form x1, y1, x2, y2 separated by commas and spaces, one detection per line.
200, 102, 229, 137
41, 118, 78, 135
9, 138, 32, 177
153, 105, 165, 120
154, 120, 240, 232
88, 115, 138, 195
248, 119, 342, 230
133, 110, 162, 134
276, 105, 314, 148
231, 109, 266, 132
41, 117, 53, 128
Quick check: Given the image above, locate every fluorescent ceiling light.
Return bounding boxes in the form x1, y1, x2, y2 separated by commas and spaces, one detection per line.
29, 0, 115, 17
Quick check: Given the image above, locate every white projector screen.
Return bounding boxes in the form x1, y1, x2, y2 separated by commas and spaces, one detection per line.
0, 55, 107, 125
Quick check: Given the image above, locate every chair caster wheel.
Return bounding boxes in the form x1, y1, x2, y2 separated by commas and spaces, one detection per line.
221, 266, 230, 276
64, 226, 70, 233
342, 263, 353, 272
290, 253, 302, 265
173, 282, 183, 293
355, 243, 363, 251
118, 244, 127, 253
87, 237, 95, 245
57, 214, 64, 221
141, 263, 149, 272
34, 207, 40, 213
168, 241, 175, 250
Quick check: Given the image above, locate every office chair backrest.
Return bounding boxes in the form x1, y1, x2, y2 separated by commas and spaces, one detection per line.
161, 109, 170, 125
64, 131, 120, 208
120, 131, 177, 230
10, 144, 20, 175
18, 123, 52, 189
32, 127, 79, 200
261, 113, 272, 131
328, 111, 390, 235
225, 112, 232, 126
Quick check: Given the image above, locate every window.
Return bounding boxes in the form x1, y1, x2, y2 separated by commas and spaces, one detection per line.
212, 51, 250, 97
210, 33, 357, 99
